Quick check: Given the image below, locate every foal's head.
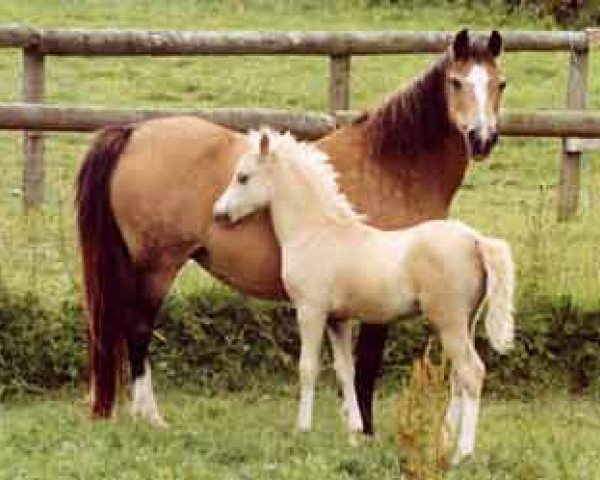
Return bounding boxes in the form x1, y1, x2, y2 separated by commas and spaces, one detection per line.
214, 129, 359, 226
213, 131, 275, 224
445, 29, 506, 159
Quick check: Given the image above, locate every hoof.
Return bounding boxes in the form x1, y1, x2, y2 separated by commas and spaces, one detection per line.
359, 431, 377, 444
348, 418, 363, 432
348, 431, 362, 447
296, 424, 311, 433
131, 404, 168, 429
451, 451, 473, 466
150, 416, 169, 429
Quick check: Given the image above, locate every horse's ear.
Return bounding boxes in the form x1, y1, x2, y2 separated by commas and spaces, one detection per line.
453, 28, 470, 61
260, 132, 269, 156
488, 30, 502, 58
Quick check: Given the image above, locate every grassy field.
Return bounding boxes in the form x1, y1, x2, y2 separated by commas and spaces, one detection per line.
0, 385, 599, 479
0, 1, 599, 478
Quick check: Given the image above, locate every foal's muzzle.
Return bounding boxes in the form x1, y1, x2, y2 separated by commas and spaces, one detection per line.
467, 128, 499, 160
213, 210, 232, 224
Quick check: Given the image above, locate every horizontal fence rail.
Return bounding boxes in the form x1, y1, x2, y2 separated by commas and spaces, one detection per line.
2, 103, 600, 140
0, 103, 335, 139
0, 26, 591, 55
499, 111, 600, 138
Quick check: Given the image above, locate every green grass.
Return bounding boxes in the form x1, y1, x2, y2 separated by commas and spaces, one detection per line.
0, 386, 599, 479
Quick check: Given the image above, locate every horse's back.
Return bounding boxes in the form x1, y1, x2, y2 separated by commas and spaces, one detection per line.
110, 116, 247, 259
107, 116, 286, 298
404, 220, 481, 265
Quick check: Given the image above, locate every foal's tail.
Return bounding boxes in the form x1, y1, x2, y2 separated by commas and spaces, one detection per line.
75, 124, 135, 418
477, 237, 515, 354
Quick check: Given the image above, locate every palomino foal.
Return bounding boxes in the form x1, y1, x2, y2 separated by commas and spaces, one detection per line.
213, 130, 515, 462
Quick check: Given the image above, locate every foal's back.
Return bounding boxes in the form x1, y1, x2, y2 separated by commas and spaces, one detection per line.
325, 220, 484, 322
399, 220, 486, 320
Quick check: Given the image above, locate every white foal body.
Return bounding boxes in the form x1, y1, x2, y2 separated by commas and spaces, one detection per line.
214, 129, 515, 461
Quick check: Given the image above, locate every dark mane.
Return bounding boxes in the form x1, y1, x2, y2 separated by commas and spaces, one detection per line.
368, 52, 456, 158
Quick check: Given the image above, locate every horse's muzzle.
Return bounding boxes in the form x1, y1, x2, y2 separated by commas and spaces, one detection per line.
468, 129, 499, 160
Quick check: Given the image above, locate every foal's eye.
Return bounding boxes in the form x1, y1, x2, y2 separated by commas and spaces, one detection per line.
237, 173, 250, 185
449, 77, 463, 91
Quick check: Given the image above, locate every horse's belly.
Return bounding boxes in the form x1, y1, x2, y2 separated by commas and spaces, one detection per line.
331, 265, 415, 322
334, 292, 415, 322
200, 211, 287, 300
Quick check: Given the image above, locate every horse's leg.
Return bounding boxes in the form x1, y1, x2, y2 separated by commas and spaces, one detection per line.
456, 342, 485, 462
126, 263, 179, 427
354, 323, 388, 435
296, 304, 326, 432
441, 370, 462, 453
326, 321, 363, 434
438, 324, 485, 464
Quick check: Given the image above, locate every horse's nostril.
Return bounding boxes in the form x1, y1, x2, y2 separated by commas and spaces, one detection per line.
467, 129, 478, 144
467, 129, 483, 156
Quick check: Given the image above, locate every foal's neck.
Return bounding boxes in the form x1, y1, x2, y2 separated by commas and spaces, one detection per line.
269, 159, 359, 245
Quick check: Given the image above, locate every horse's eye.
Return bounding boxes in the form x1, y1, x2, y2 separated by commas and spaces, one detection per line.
498, 79, 507, 92
237, 173, 249, 185
449, 77, 462, 91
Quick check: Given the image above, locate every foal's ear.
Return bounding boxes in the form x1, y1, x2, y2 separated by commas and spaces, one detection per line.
453, 28, 470, 61
488, 30, 503, 58
260, 132, 270, 156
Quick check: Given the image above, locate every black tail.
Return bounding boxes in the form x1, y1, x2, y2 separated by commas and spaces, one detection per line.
75, 124, 135, 418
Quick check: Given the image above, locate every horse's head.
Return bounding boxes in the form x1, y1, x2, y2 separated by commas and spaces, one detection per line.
213, 131, 274, 224
445, 29, 506, 160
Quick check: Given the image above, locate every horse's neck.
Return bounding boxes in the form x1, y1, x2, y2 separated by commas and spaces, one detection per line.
318, 120, 468, 229
269, 161, 354, 245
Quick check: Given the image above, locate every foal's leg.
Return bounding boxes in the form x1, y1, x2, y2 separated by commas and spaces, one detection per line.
127, 264, 178, 427
296, 304, 327, 432
439, 324, 485, 463
441, 370, 462, 451
326, 321, 363, 433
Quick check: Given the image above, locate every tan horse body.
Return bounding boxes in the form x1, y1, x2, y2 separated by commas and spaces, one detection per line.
213, 129, 515, 461
76, 29, 506, 430
112, 114, 461, 300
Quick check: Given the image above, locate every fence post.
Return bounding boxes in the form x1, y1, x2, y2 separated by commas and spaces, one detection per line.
557, 36, 589, 220
22, 46, 45, 209
329, 54, 350, 114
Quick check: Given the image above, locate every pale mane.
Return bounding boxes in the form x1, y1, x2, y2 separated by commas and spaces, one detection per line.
248, 129, 364, 224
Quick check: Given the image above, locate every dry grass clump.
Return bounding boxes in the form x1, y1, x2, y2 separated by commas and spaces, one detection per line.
396, 340, 452, 480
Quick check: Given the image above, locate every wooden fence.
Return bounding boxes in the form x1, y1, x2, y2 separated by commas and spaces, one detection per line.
1, 26, 599, 218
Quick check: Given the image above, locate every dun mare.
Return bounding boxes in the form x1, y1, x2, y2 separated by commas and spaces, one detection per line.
213, 129, 515, 461
76, 29, 506, 431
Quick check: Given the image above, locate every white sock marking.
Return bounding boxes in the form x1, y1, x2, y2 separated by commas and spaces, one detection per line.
131, 360, 166, 427
455, 393, 480, 462
297, 386, 314, 431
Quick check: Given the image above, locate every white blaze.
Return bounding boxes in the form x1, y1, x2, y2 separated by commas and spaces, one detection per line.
466, 65, 490, 127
